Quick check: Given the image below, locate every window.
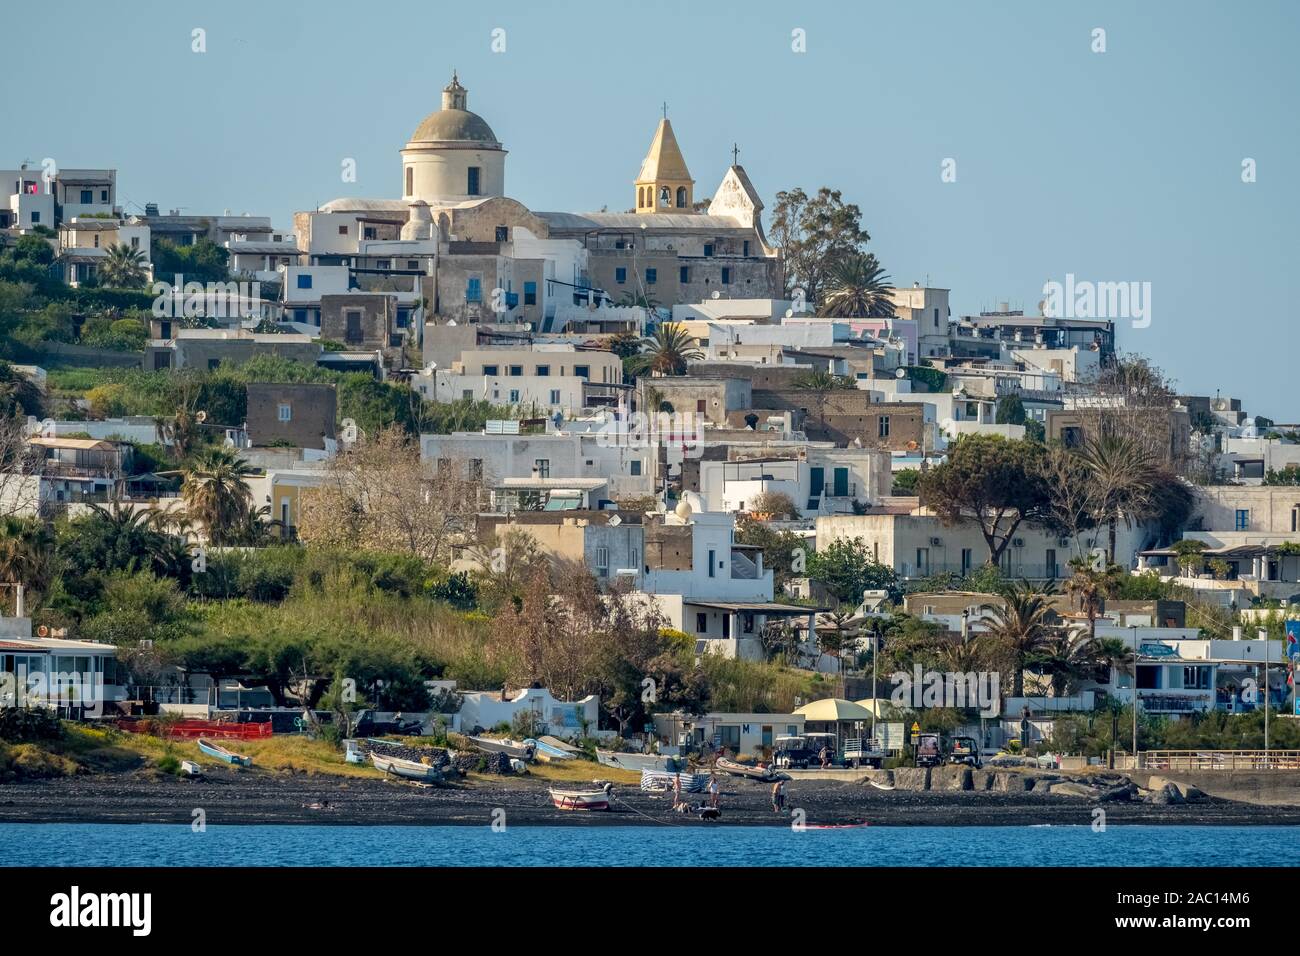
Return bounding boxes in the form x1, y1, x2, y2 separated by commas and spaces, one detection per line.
405, 167, 413, 195
535, 365, 550, 376
278, 402, 292, 422
297, 274, 312, 289
878, 416, 891, 438
645, 268, 657, 284
574, 364, 589, 379
395, 309, 409, 329
100, 189, 108, 202
696, 612, 708, 634
337, 225, 348, 236
615, 267, 627, 284
630, 460, 642, 476
916, 548, 930, 575
703, 243, 714, 257
363, 227, 377, 241
549, 389, 561, 405
961, 548, 973, 575
680, 266, 689, 283
743, 240, 750, 256
207, 359, 220, 371
407, 259, 419, 270
708, 548, 716, 578
469, 459, 483, 480
30, 211, 39, 223
508, 364, 523, 377
534, 459, 550, 478
696, 399, 707, 413
721, 267, 732, 285
467, 166, 481, 196
1235, 509, 1250, 531
594, 547, 609, 576
80, 189, 92, 204
1046, 549, 1058, 579
523, 281, 536, 305
676, 186, 687, 208
495, 226, 508, 242
482, 364, 499, 376
509, 389, 520, 403
280, 498, 290, 529
466, 277, 482, 302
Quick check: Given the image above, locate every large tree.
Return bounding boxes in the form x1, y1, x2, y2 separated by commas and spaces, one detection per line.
769, 187, 873, 304
917, 435, 1052, 565
982, 580, 1058, 698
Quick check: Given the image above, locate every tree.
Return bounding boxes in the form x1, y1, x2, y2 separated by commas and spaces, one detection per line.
1063, 555, 1123, 640
99, 244, 148, 289
0, 362, 43, 418
1078, 433, 1157, 563
626, 323, 701, 377
151, 237, 229, 284
748, 490, 799, 519
891, 467, 920, 496
769, 187, 873, 303
995, 394, 1028, 426
297, 428, 484, 564
0, 515, 55, 604
982, 579, 1058, 698
180, 447, 256, 545
917, 435, 1052, 565
816, 253, 895, 318
1038, 444, 1099, 553
807, 537, 899, 604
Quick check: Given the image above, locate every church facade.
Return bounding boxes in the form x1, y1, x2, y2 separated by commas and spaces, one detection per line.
291, 73, 782, 346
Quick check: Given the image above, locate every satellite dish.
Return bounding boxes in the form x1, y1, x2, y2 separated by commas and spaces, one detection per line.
674, 499, 693, 521
784, 309, 793, 319
711, 291, 721, 300
37, 625, 49, 638
1214, 398, 1228, 411
895, 368, 906, 379
447, 319, 457, 326
195, 410, 207, 423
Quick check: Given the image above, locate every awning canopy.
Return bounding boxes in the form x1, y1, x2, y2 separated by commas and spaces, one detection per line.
794, 698, 874, 722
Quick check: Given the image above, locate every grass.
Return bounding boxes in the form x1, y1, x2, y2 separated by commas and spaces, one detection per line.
526, 759, 639, 785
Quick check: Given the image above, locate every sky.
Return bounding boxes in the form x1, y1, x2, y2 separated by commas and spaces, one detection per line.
5, 0, 1297, 416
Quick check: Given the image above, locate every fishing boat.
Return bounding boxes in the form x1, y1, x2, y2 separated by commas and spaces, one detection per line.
370, 752, 442, 783
714, 757, 782, 781
467, 736, 535, 760
180, 760, 203, 778
538, 735, 582, 756
525, 738, 577, 762
595, 749, 681, 773
197, 738, 253, 767
548, 783, 612, 811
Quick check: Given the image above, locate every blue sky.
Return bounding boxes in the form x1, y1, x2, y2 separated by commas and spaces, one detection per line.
6, 0, 1296, 416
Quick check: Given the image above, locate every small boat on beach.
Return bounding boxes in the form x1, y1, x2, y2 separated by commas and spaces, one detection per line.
197, 738, 253, 767
180, 760, 203, 778
548, 783, 613, 811
525, 738, 577, 762
596, 749, 681, 773
714, 757, 783, 782
370, 752, 442, 783
468, 736, 535, 760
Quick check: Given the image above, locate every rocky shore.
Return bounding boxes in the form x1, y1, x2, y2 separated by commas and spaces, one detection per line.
3, 764, 1298, 827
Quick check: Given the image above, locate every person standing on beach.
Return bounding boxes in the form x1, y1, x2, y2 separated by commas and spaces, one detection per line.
771, 779, 786, 813
708, 774, 720, 809
672, 771, 683, 810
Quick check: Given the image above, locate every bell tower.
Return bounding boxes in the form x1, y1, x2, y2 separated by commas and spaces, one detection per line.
635, 112, 694, 214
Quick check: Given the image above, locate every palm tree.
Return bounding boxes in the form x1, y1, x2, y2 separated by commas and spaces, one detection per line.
99, 243, 148, 288
1064, 555, 1123, 640
816, 253, 896, 318
793, 370, 853, 436
816, 606, 859, 692
982, 579, 1058, 698
0, 516, 54, 604
1078, 434, 1157, 563
180, 448, 256, 545
1025, 628, 1096, 697
627, 323, 702, 377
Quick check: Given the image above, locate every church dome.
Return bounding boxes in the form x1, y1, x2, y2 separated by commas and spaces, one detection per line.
409, 73, 501, 147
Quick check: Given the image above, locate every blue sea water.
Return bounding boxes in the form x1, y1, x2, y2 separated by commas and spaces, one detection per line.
0, 824, 1296, 867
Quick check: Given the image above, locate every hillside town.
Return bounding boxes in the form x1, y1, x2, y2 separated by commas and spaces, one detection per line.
2, 72, 1299, 814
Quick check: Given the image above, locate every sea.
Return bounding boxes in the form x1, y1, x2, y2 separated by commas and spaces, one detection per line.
0, 823, 1296, 867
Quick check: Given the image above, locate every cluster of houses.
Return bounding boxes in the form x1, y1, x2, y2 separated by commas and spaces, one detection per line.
4, 70, 1299, 751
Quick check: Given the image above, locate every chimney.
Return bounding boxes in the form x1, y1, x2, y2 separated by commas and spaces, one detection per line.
1232, 625, 1241, 641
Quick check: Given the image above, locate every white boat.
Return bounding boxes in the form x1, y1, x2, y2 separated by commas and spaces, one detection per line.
525, 738, 577, 762
468, 736, 535, 760
595, 749, 682, 773
180, 760, 203, 778
549, 784, 612, 811
370, 752, 442, 783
